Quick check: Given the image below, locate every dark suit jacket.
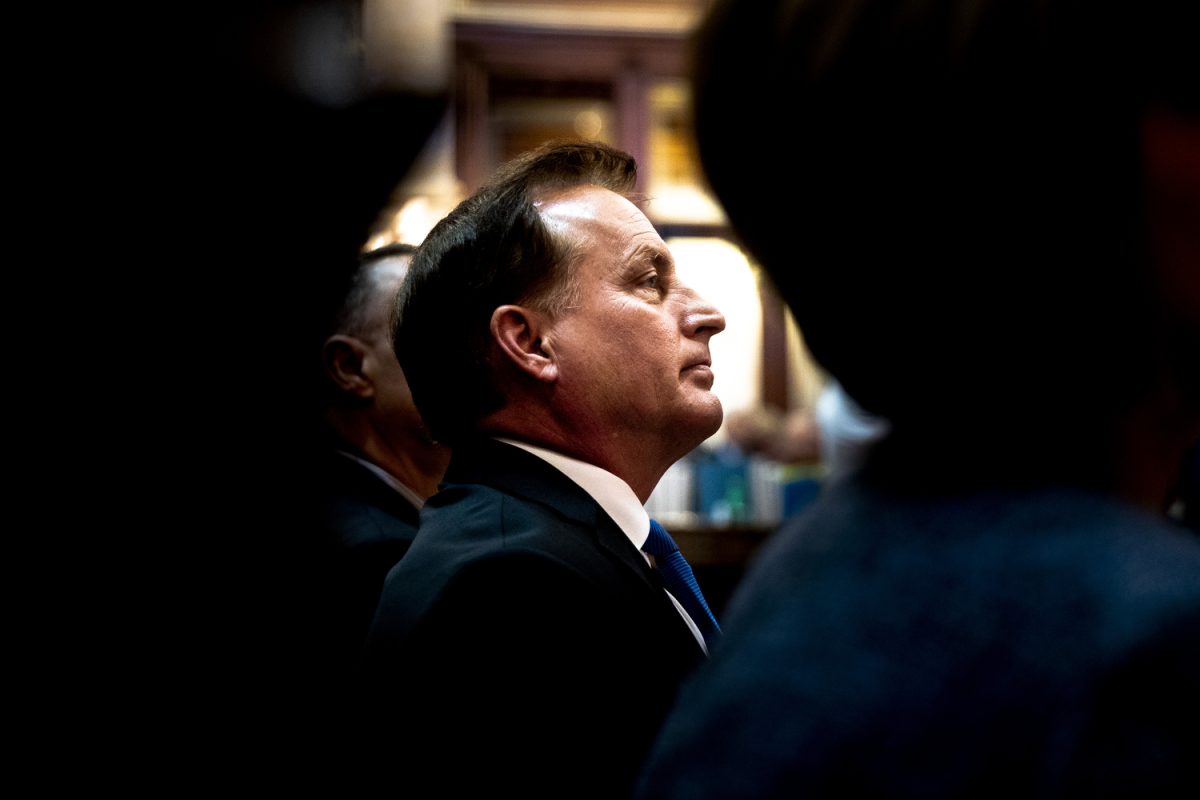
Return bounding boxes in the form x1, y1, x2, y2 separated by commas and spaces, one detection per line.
312, 450, 421, 683
636, 469, 1200, 799
356, 438, 706, 798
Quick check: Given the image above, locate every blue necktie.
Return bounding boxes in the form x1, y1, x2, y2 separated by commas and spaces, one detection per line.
643, 518, 721, 647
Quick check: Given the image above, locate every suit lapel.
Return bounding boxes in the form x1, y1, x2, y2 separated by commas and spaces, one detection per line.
447, 438, 709, 659
444, 438, 662, 592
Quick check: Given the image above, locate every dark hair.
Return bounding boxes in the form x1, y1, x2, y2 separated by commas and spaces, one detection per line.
691, 0, 1197, 470
394, 139, 638, 445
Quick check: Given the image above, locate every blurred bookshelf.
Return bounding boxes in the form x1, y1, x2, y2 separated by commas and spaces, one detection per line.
648, 447, 826, 563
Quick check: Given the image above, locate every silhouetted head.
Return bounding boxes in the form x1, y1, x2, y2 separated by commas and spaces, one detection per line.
692, 0, 1199, 487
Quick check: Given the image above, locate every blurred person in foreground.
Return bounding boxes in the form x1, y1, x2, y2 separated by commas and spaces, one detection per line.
637, 0, 1200, 797
311, 242, 450, 684
356, 139, 726, 797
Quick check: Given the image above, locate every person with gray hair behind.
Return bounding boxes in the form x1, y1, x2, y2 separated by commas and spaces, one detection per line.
310, 242, 451, 685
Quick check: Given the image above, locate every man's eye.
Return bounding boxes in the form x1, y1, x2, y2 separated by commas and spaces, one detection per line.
643, 273, 660, 289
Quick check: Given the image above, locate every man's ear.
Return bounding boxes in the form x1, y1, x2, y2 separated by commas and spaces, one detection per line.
322, 335, 375, 398
491, 305, 558, 383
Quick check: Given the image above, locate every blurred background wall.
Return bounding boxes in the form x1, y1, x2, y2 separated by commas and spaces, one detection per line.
358, 1, 828, 439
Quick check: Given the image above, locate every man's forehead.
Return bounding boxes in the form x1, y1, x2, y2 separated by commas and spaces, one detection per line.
537, 184, 646, 228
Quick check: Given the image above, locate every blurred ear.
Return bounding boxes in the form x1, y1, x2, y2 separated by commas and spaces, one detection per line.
322, 335, 375, 398
491, 305, 558, 383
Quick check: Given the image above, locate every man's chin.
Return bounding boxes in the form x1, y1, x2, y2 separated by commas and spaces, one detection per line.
683, 398, 724, 446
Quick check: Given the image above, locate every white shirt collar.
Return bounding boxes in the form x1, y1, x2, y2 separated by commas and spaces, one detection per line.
494, 437, 649, 550
493, 437, 708, 655
336, 450, 425, 509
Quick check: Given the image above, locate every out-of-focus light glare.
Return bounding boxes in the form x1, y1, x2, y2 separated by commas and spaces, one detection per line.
367, 190, 464, 251
649, 186, 727, 226
574, 109, 605, 139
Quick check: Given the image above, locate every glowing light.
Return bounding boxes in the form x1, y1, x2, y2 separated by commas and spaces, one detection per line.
574, 109, 604, 139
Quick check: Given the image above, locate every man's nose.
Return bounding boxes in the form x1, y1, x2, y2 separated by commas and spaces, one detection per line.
679, 287, 726, 339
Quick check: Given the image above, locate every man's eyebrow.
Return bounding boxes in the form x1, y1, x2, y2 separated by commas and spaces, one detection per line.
630, 242, 672, 271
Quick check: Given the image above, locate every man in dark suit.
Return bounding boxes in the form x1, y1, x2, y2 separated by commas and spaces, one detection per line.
310, 242, 451, 684
636, 0, 1200, 797
356, 139, 727, 797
